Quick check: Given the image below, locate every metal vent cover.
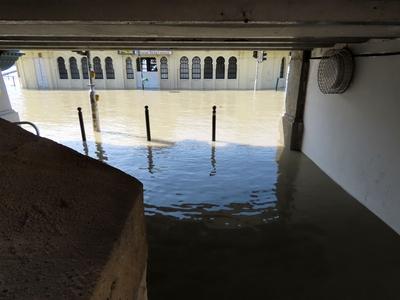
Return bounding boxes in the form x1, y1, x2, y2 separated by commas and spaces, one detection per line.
317, 48, 354, 94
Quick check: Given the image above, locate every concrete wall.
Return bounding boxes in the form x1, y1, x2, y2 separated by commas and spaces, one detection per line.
0, 118, 147, 299
17, 50, 289, 90
302, 39, 400, 234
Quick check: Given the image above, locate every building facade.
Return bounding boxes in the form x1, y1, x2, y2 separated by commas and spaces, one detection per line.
17, 50, 289, 90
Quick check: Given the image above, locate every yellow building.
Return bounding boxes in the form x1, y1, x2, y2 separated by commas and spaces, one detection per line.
17, 50, 289, 90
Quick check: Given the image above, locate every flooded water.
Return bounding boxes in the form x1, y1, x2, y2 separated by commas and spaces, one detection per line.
6, 82, 400, 299
8, 85, 284, 222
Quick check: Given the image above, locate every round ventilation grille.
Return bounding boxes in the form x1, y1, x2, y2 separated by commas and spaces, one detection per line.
317, 48, 354, 94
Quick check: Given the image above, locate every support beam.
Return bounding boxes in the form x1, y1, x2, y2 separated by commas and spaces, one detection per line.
2, 0, 400, 23
1, 1, 399, 48
282, 50, 310, 151
0, 23, 397, 49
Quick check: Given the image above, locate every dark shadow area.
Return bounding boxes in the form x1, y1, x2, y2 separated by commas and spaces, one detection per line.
62, 139, 400, 300
147, 150, 400, 300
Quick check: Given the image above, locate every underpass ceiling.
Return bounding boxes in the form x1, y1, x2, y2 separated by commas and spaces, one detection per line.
1, 0, 399, 49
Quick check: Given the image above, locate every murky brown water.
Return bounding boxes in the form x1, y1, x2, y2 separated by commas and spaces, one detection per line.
9, 87, 284, 148
6, 82, 400, 299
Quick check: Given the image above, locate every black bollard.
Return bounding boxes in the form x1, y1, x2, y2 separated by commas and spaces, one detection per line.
212, 105, 216, 142
77, 107, 86, 142
145, 105, 151, 141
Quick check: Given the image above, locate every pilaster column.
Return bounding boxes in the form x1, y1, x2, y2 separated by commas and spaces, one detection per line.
282, 50, 310, 151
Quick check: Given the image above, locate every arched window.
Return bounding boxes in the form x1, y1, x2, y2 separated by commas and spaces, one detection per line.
93, 57, 103, 79
204, 57, 213, 79
280, 57, 286, 78
69, 57, 80, 79
57, 57, 68, 79
216, 56, 225, 79
192, 57, 201, 79
81, 57, 89, 79
228, 56, 237, 79
126, 57, 134, 79
160, 57, 168, 79
105, 57, 115, 79
180, 56, 189, 79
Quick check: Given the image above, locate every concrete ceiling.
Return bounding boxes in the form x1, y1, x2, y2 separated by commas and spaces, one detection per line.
1, 0, 400, 49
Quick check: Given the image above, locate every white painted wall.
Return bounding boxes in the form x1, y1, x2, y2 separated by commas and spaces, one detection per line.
0, 73, 19, 121
17, 50, 289, 90
302, 39, 400, 234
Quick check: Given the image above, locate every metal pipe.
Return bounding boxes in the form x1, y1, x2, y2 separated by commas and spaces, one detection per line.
14, 121, 40, 136
253, 60, 259, 92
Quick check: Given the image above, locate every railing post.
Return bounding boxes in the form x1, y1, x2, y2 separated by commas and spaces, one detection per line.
212, 105, 216, 142
77, 107, 87, 142
145, 105, 151, 141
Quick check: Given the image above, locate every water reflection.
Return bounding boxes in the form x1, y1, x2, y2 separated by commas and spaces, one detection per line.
8, 87, 286, 224
146, 148, 400, 300
95, 142, 108, 162
209, 145, 216, 176
82, 141, 89, 156
94, 132, 108, 162
147, 145, 154, 174
71, 139, 281, 226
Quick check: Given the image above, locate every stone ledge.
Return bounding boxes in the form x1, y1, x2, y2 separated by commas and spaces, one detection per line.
0, 119, 147, 299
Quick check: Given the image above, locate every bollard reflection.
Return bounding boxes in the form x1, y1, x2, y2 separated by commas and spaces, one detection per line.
147, 145, 155, 174
209, 145, 216, 176
82, 141, 89, 156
